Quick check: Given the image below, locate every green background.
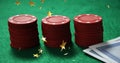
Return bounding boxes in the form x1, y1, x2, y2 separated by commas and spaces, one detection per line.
0, 0, 120, 63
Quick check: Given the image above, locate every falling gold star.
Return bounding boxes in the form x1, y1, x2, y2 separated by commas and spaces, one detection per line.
15, 0, 20, 6
33, 54, 39, 58
47, 11, 52, 17
42, 36, 47, 42
38, 48, 43, 53
60, 40, 67, 51
41, 0, 45, 3
107, 4, 110, 8
29, 0, 35, 6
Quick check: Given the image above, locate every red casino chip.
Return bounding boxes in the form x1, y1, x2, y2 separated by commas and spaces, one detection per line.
42, 15, 70, 25
10, 41, 40, 49
75, 33, 103, 48
9, 28, 39, 36
10, 36, 40, 49
75, 32, 103, 38
42, 31, 71, 39
10, 35, 39, 42
42, 15, 71, 47
45, 39, 72, 48
75, 36, 103, 48
8, 14, 40, 49
42, 22, 70, 32
10, 37, 39, 44
42, 15, 70, 33
45, 35, 71, 42
74, 14, 103, 32
8, 14, 37, 29
74, 14, 102, 24
74, 14, 103, 47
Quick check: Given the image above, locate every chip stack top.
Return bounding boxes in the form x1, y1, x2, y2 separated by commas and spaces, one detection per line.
74, 14, 103, 33
8, 14, 37, 28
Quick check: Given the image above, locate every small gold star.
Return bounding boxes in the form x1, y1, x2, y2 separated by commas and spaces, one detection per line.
29, 0, 35, 6
38, 48, 43, 53
47, 11, 52, 17
42, 36, 47, 42
15, 0, 20, 6
41, 0, 45, 3
33, 54, 39, 58
60, 40, 67, 51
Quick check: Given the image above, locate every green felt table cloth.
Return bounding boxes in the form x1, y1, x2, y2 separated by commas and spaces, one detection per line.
0, 0, 120, 63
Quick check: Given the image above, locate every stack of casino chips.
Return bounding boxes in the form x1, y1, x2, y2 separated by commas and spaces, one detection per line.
8, 14, 40, 49
74, 14, 103, 48
42, 15, 71, 48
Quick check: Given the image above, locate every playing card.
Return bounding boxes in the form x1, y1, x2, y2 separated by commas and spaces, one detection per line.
83, 36, 120, 63
90, 41, 120, 63
107, 37, 120, 42
83, 48, 110, 63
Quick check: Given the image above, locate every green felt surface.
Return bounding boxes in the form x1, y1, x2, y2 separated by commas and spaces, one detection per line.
0, 0, 120, 63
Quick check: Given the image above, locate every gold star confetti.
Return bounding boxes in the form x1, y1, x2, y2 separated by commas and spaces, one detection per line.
38, 48, 43, 53
41, 0, 45, 3
47, 11, 52, 17
60, 40, 67, 51
15, 0, 20, 6
42, 36, 47, 42
33, 54, 39, 58
107, 4, 110, 8
29, 0, 35, 6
